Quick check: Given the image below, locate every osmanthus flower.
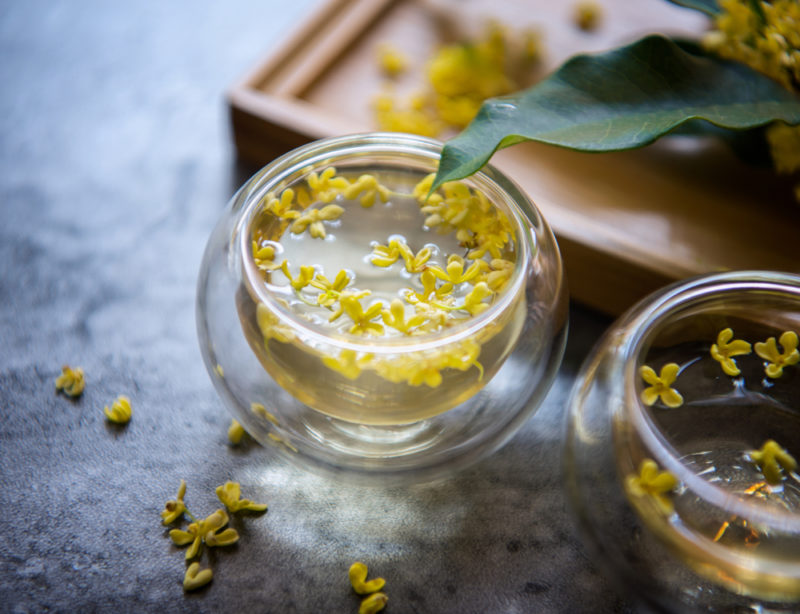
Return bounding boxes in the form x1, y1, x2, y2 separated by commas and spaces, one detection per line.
256, 302, 295, 344
328, 290, 374, 322
183, 562, 213, 592
428, 254, 485, 285
280, 261, 316, 291
397, 243, 432, 274
461, 282, 493, 316
373, 91, 443, 139
639, 363, 684, 408
370, 239, 405, 267
411, 173, 443, 205
322, 349, 373, 380
104, 395, 132, 424
170, 509, 239, 560
754, 330, 799, 378
55, 365, 85, 397
265, 189, 301, 220
343, 174, 391, 208
251, 240, 281, 271
290, 204, 345, 239
710, 327, 752, 376
349, 561, 386, 595
339, 296, 385, 336
215, 481, 268, 513
227, 419, 245, 445
359, 592, 389, 614
625, 459, 679, 516
307, 167, 350, 203
310, 270, 353, 307
377, 43, 408, 78
381, 299, 427, 334
404, 270, 454, 305
749, 439, 797, 485
160, 479, 188, 525
482, 258, 514, 291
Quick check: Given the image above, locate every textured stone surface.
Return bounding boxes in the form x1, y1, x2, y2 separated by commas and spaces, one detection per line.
0, 2, 631, 612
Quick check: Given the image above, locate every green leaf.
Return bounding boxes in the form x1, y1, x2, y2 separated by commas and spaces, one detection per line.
664, 0, 720, 16
433, 35, 800, 190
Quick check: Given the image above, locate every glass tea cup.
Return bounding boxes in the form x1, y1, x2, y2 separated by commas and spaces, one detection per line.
565, 271, 800, 611
197, 133, 567, 483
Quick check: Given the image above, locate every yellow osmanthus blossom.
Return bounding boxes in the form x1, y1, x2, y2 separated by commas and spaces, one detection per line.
710, 327, 752, 376
639, 363, 684, 408
170, 509, 239, 560
183, 562, 213, 591
290, 204, 345, 239
404, 269, 454, 306
215, 481, 268, 513
349, 561, 386, 595
55, 365, 85, 397
373, 91, 442, 137
265, 189, 301, 220
370, 239, 405, 267
322, 349, 373, 380
412, 173, 441, 205
104, 395, 132, 424
310, 270, 353, 307
228, 419, 245, 444
767, 123, 800, 202
483, 258, 514, 291
381, 299, 427, 334
339, 296, 385, 336
359, 593, 389, 614
256, 302, 295, 343
573, 1, 602, 31
343, 174, 391, 208
377, 43, 407, 77
160, 479, 188, 525
374, 340, 483, 387
754, 330, 799, 378
280, 261, 316, 291
462, 282, 493, 316
307, 167, 350, 203
625, 459, 679, 515
398, 243, 433, 274
749, 439, 797, 485
327, 290, 374, 322
252, 241, 281, 271
429, 254, 485, 285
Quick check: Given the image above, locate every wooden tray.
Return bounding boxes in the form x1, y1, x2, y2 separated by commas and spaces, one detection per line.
227, 0, 800, 315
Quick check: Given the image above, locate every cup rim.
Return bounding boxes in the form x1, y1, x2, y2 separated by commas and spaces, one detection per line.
620, 270, 800, 536
235, 132, 534, 354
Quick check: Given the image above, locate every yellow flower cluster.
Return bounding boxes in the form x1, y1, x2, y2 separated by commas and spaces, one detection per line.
704, 0, 800, 199
373, 22, 542, 137
160, 479, 267, 591
755, 329, 799, 378
639, 363, 684, 408
349, 562, 388, 614
252, 169, 516, 388
103, 395, 132, 424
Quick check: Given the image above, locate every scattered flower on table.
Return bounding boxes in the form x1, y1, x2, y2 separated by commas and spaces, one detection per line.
55, 365, 85, 397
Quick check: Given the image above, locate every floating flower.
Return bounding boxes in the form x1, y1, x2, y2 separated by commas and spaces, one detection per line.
307, 167, 350, 203
428, 254, 485, 285
639, 363, 683, 408
55, 365, 85, 397
749, 439, 797, 485
381, 299, 427, 334
404, 269, 454, 306
183, 562, 213, 591
710, 327, 752, 376
215, 481, 268, 513
280, 261, 316, 291
170, 509, 238, 560
251, 240, 281, 271
228, 419, 245, 444
339, 296, 385, 336
754, 330, 799, 378
462, 282, 493, 316
104, 395, 132, 424
483, 258, 514, 291
625, 459, 679, 515
349, 561, 386, 595
370, 239, 404, 267
309, 270, 352, 307
160, 479, 187, 525
265, 189, 301, 220
343, 174, 391, 208
290, 204, 345, 239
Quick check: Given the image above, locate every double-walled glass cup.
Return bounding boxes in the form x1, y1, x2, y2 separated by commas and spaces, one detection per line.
197, 133, 567, 483
565, 271, 800, 611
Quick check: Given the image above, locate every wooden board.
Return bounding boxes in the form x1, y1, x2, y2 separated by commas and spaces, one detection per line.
227, 0, 800, 315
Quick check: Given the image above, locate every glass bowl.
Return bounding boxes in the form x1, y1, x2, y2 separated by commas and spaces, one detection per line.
197, 133, 567, 483
565, 271, 800, 611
